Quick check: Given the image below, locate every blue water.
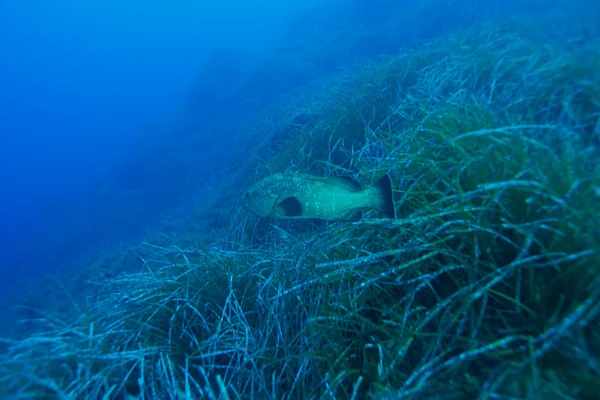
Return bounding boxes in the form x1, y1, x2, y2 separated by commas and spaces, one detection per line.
0, 0, 319, 297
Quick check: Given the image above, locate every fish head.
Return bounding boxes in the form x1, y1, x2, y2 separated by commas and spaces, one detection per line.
241, 184, 280, 217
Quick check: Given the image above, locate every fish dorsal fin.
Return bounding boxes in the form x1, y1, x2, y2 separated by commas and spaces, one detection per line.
328, 176, 362, 192
279, 196, 304, 217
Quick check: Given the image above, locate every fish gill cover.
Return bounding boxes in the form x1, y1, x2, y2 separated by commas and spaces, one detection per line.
0, 0, 599, 399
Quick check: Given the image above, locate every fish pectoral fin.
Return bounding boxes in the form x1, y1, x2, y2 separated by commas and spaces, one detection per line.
328, 176, 362, 192
278, 196, 304, 217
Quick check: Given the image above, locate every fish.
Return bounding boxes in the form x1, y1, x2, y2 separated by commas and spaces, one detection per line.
241, 172, 396, 221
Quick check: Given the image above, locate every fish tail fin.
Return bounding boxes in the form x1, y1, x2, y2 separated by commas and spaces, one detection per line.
372, 174, 396, 219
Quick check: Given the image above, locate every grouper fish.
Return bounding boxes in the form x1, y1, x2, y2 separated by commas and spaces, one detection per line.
242, 173, 396, 221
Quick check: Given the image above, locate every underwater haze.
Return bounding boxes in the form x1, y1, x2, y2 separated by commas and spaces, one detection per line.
0, 0, 599, 398
0, 0, 320, 295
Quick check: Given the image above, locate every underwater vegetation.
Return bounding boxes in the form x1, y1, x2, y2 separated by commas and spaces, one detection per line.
1, 17, 599, 400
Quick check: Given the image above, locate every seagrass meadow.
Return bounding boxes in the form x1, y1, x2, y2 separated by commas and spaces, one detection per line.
1, 19, 599, 399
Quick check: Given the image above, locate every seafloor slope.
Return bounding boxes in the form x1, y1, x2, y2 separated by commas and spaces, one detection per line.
1, 4, 599, 400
